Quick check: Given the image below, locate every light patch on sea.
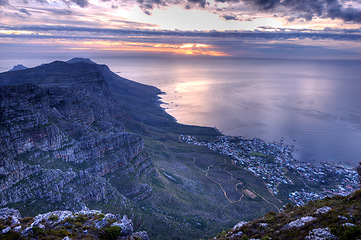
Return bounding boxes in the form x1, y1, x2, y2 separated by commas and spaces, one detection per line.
102, 57, 361, 167
2, 56, 360, 166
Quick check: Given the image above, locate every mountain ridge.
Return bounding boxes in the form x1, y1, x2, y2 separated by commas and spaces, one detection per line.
0, 58, 302, 239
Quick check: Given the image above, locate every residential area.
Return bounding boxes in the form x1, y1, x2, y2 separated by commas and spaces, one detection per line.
180, 135, 359, 206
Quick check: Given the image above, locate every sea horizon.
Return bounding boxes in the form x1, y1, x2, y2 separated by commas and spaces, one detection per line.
1, 56, 360, 167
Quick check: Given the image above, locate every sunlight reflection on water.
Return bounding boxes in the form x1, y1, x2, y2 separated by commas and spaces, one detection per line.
102, 57, 361, 166
3, 56, 360, 166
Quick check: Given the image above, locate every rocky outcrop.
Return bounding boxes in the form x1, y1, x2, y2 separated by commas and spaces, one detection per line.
0, 60, 155, 213
213, 190, 361, 240
0, 207, 149, 240
305, 227, 338, 240
282, 216, 316, 230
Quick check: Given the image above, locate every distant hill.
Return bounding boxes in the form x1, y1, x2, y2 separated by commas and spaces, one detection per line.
66, 57, 96, 64
8, 64, 27, 71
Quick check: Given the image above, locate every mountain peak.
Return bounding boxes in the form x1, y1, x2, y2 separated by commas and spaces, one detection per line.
66, 57, 96, 64
9, 64, 27, 72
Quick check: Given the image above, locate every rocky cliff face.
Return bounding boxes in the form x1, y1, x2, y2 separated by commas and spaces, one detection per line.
0, 59, 154, 214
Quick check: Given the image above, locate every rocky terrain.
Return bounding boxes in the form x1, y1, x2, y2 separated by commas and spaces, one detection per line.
214, 189, 361, 240
0, 58, 299, 239
0, 60, 154, 214
0, 207, 148, 239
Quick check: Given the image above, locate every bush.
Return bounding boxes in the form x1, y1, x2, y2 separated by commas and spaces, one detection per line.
20, 217, 33, 224
75, 214, 88, 223
343, 225, 361, 240
331, 225, 361, 240
102, 226, 122, 240
64, 217, 75, 224
31, 226, 45, 237
49, 215, 59, 221
241, 235, 249, 240
0, 231, 26, 240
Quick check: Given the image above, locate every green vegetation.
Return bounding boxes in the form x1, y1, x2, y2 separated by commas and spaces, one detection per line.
101, 226, 122, 240
0, 231, 26, 240
214, 190, 361, 240
49, 215, 59, 221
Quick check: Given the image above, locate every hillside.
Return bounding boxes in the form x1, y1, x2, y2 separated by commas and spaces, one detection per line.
0, 59, 282, 239
214, 189, 361, 240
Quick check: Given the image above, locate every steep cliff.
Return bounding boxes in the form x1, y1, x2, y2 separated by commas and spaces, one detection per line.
0, 60, 154, 214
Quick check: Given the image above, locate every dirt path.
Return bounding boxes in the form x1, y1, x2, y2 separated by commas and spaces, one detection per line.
192, 157, 244, 204
230, 159, 281, 213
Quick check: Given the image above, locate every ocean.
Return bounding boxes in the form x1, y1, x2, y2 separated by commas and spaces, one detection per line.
1, 56, 360, 166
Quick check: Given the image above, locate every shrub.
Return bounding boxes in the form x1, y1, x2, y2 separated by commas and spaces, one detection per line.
49, 215, 59, 221
20, 217, 33, 224
31, 226, 45, 237
0, 231, 26, 240
343, 225, 361, 240
58, 229, 71, 237
64, 217, 75, 224
94, 213, 105, 220
102, 225, 122, 240
75, 214, 88, 223
241, 235, 249, 240
107, 218, 116, 225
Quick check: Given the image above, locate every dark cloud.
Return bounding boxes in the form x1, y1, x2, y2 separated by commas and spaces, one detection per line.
109, 19, 159, 27
242, 0, 361, 23
35, 0, 49, 4
19, 8, 32, 15
127, 0, 361, 23
46, 8, 73, 15
111, 5, 118, 9
0, 0, 9, 7
1, 24, 361, 42
252, 0, 279, 10
69, 0, 88, 7
327, 5, 361, 22
221, 14, 238, 20
188, 0, 206, 8
135, 0, 170, 14
215, 0, 240, 3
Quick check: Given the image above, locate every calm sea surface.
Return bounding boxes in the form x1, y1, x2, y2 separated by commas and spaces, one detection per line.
1, 56, 360, 166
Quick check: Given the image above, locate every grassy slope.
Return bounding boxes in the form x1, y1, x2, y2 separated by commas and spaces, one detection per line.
133, 130, 282, 239
104, 66, 285, 239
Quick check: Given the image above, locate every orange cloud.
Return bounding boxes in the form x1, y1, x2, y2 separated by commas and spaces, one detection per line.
70, 40, 229, 56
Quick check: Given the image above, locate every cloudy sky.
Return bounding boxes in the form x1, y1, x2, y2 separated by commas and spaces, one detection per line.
1, 0, 361, 60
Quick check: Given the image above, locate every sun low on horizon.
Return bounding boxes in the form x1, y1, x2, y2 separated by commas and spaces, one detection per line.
1, 0, 361, 61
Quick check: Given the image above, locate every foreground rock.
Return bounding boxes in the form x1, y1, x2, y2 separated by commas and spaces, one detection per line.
0, 207, 148, 240
214, 190, 361, 240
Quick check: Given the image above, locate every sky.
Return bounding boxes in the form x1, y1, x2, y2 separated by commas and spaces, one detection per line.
1, 0, 361, 63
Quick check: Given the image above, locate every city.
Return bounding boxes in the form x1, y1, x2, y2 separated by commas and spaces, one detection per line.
180, 135, 359, 206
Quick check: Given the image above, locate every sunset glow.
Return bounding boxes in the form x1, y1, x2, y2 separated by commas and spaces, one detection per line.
0, 0, 361, 66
